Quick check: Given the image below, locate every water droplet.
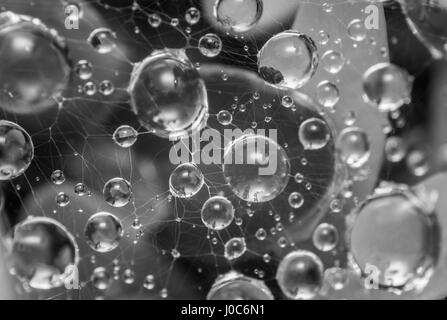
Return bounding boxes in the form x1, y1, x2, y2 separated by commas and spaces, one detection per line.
103, 177, 132, 207
0, 121, 33, 180
255, 228, 267, 240
74, 183, 88, 196
207, 271, 273, 300
281, 95, 293, 108
312, 223, 338, 252
185, 7, 201, 25
201, 196, 235, 230
337, 127, 370, 168
214, 0, 263, 32
112, 125, 138, 148
324, 267, 348, 291
143, 274, 155, 290
347, 19, 367, 42
148, 13, 162, 28
298, 118, 331, 150
321, 50, 345, 74
85, 212, 123, 253
316, 30, 330, 45
74, 60, 93, 80
276, 250, 324, 300
385, 136, 406, 163
223, 134, 290, 203
316, 81, 340, 108
217, 110, 233, 125
288, 191, 304, 209
91, 267, 111, 290
198, 33, 222, 57
56, 192, 70, 207
87, 28, 117, 54
406, 149, 429, 177
83, 81, 97, 96
348, 187, 439, 293
128, 49, 208, 140
122, 268, 135, 284
224, 237, 247, 260
9, 216, 78, 289
169, 163, 204, 198
258, 30, 318, 89
99, 80, 114, 96
0, 12, 71, 114
362, 63, 413, 112
51, 170, 65, 185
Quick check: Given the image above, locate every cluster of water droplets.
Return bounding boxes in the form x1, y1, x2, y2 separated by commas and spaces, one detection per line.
0, 0, 445, 300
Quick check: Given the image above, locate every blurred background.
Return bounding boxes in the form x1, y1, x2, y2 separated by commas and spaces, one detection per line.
0, 0, 446, 300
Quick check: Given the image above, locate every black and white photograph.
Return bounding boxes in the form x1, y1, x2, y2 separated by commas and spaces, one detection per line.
0, 0, 446, 310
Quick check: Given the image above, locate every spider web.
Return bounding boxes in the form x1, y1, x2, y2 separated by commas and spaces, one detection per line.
0, 0, 435, 300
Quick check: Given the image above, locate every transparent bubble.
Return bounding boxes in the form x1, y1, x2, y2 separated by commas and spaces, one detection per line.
316, 30, 330, 45
169, 162, 204, 198
0, 11, 71, 114
103, 177, 132, 207
224, 237, 247, 260
348, 186, 439, 293
294, 172, 304, 183
131, 218, 142, 230
362, 62, 413, 112
170, 18, 179, 27
406, 149, 429, 177
207, 271, 273, 300
91, 267, 111, 290
99, 80, 114, 96
85, 212, 123, 253
276, 250, 324, 300
322, 2, 333, 13
258, 30, 318, 89
336, 127, 370, 168
51, 170, 65, 185
122, 268, 135, 284
298, 118, 331, 150
217, 110, 233, 125
185, 7, 201, 25
0, 120, 34, 180
160, 288, 168, 298
330, 195, 345, 214
316, 81, 340, 109
198, 33, 222, 58
74, 60, 93, 80
347, 19, 367, 42
9, 216, 79, 290
321, 50, 345, 74
201, 195, 234, 230
148, 13, 162, 28
288, 191, 304, 209
399, 0, 447, 58
128, 49, 208, 140
74, 183, 88, 196
255, 228, 267, 240
385, 136, 406, 163
87, 28, 117, 54
324, 267, 349, 291
143, 274, 155, 290
223, 134, 290, 203
281, 95, 293, 108
214, 0, 263, 32
83, 81, 97, 96
112, 125, 138, 148
312, 223, 338, 252
56, 192, 70, 207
